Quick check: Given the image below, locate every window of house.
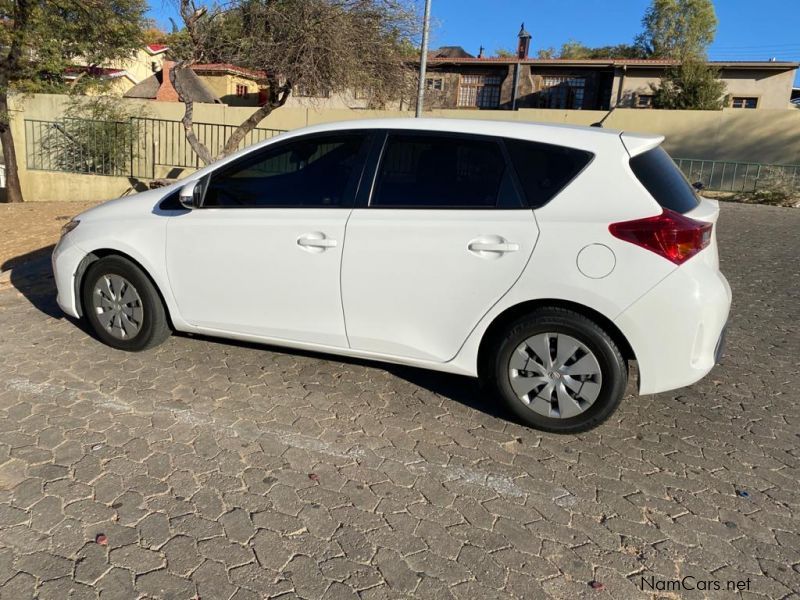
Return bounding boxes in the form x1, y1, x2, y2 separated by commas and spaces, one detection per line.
457, 74, 502, 109
731, 96, 758, 109
203, 133, 368, 208
541, 76, 586, 109
636, 94, 654, 108
425, 77, 444, 92
236, 84, 249, 97
370, 133, 522, 208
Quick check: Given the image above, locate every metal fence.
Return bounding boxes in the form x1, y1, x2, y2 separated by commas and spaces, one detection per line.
25, 117, 286, 180
674, 158, 800, 193
129, 117, 285, 179
25, 118, 135, 177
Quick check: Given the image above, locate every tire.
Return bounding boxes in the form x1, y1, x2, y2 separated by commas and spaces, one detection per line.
81, 256, 171, 352
487, 307, 627, 433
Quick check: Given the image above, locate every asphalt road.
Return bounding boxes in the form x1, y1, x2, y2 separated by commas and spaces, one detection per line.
0, 202, 798, 599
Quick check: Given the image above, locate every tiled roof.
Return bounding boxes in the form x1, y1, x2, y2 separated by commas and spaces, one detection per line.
191, 63, 267, 80
145, 44, 169, 54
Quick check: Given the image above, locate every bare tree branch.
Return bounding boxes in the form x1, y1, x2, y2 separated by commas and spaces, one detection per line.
172, 0, 416, 163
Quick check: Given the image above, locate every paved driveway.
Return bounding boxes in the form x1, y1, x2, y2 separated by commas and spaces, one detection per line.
0, 203, 798, 599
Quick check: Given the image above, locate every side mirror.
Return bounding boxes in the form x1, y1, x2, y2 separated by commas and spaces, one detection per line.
178, 179, 205, 209
692, 181, 705, 191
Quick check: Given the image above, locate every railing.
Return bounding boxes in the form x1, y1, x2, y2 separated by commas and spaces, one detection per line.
25, 117, 286, 180
129, 117, 285, 178
674, 158, 800, 193
25, 118, 135, 177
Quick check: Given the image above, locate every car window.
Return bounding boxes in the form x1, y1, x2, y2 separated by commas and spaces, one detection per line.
629, 146, 700, 214
203, 133, 368, 208
504, 138, 594, 208
370, 133, 522, 209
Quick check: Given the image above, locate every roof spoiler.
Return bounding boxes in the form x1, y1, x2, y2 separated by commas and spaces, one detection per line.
620, 132, 665, 157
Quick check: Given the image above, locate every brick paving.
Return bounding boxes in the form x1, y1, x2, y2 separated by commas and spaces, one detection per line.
0, 201, 99, 272
0, 202, 798, 599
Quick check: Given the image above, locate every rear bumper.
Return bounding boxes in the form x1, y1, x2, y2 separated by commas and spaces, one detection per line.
614, 257, 732, 395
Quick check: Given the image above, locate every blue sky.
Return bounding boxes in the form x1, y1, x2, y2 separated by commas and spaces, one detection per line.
147, 0, 800, 86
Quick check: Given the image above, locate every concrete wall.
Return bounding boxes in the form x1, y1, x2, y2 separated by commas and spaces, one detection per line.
9, 93, 800, 202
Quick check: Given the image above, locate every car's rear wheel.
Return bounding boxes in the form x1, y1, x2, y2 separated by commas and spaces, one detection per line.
81, 256, 171, 351
489, 308, 627, 433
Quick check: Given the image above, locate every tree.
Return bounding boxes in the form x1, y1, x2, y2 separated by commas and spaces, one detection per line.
651, 59, 726, 109
556, 40, 647, 59
171, 0, 416, 165
638, 0, 724, 109
495, 48, 515, 58
0, 0, 147, 202
637, 0, 717, 59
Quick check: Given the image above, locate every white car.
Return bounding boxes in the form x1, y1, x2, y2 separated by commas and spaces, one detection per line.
53, 119, 731, 433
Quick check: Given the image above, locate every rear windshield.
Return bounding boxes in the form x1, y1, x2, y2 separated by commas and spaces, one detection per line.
504, 139, 594, 208
629, 146, 700, 214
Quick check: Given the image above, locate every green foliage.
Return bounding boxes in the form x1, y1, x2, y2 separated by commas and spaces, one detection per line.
40, 96, 148, 176
557, 40, 647, 59
637, 0, 717, 58
495, 48, 515, 58
0, 0, 147, 100
651, 59, 726, 109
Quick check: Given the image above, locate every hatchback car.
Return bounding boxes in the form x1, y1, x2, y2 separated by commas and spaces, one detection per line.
53, 119, 731, 433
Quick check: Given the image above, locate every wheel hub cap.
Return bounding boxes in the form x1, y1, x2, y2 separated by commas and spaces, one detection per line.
92, 274, 143, 340
508, 332, 602, 419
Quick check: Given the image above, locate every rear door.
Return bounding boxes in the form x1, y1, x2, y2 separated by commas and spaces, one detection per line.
340, 131, 539, 362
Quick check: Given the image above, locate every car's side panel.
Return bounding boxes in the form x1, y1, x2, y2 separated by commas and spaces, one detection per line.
342, 208, 539, 362
165, 208, 352, 347
56, 189, 190, 329
446, 138, 677, 380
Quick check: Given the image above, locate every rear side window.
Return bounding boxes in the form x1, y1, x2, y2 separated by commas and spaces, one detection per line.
629, 146, 700, 214
504, 139, 594, 208
370, 133, 522, 209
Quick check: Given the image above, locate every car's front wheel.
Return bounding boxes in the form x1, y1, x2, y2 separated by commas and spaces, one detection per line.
81, 256, 171, 352
489, 308, 627, 433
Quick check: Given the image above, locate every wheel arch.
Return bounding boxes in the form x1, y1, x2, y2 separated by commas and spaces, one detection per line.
74, 249, 174, 329
477, 298, 636, 379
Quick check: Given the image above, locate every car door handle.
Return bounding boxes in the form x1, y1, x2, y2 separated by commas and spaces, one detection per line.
468, 241, 519, 253
297, 233, 338, 252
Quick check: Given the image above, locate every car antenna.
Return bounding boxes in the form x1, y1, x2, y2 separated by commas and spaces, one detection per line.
591, 106, 616, 128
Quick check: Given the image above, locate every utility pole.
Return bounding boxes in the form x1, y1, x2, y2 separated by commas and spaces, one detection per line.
415, 0, 432, 118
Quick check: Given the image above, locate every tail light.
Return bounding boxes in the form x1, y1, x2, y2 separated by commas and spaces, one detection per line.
609, 209, 712, 265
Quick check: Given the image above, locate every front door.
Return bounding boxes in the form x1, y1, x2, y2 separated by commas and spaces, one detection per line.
166, 131, 370, 348
341, 131, 539, 362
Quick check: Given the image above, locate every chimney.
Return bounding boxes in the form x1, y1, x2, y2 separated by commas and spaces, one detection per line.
478, 45, 485, 58
517, 23, 532, 59
156, 60, 180, 102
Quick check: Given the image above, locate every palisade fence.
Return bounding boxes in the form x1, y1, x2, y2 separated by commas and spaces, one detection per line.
673, 158, 800, 193
24, 117, 286, 180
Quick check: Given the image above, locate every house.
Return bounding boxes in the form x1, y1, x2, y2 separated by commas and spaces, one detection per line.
68, 44, 171, 96
191, 64, 267, 106
418, 26, 799, 111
